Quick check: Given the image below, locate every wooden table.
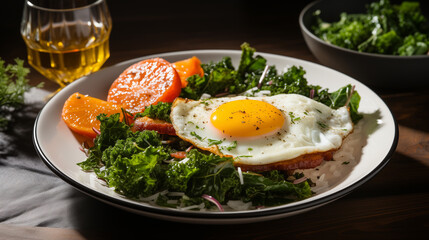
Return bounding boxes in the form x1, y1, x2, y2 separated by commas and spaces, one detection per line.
1, 1, 428, 239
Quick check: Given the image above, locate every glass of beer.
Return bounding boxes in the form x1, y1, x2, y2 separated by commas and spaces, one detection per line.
20, 0, 112, 95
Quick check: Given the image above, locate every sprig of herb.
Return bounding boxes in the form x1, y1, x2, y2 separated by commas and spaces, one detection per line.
0, 58, 42, 131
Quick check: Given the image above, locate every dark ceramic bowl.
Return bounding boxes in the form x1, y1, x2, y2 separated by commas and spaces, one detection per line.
299, 0, 429, 89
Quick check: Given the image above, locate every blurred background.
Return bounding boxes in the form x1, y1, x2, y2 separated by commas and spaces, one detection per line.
1, 0, 315, 91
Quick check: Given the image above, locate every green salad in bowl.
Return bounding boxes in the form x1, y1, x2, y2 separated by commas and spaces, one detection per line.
299, 0, 429, 88
312, 0, 429, 56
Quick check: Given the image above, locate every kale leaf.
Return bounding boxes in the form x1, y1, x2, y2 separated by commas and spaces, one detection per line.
397, 32, 429, 55
166, 149, 240, 204
166, 149, 313, 207
180, 57, 238, 99
328, 84, 363, 123
100, 145, 170, 198
241, 171, 312, 206
134, 101, 172, 122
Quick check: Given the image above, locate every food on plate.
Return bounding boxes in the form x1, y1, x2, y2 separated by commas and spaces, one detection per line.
312, 0, 429, 55
170, 94, 353, 172
132, 116, 176, 136
107, 57, 182, 114
78, 113, 313, 208
173, 56, 204, 87
131, 102, 175, 135
62, 92, 124, 138
71, 43, 362, 211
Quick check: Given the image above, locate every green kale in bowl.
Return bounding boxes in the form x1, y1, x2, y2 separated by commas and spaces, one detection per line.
312, 0, 429, 56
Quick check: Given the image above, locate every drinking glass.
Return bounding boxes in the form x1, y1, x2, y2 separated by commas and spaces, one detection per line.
20, 0, 112, 95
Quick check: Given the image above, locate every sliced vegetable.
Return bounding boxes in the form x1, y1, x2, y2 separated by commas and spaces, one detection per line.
202, 194, 224, 212
62, 92, 124, 138
132, 116, 176, 136
107, 58, 182, 114
173, 56, 204, 87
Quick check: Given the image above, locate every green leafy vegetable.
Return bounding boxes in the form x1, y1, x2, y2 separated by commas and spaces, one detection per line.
180, 57, 238, 99
77, 113, 163, 171
134, 101, 172, 122
397, 32, 429, 55
312, 0, 429, 55
77, 43, 363, 210
179, 43, 362, 123
0, 58, 41, 130
78, 114, 313, 208
241, 171, 312, 206
327, 84, 363, 123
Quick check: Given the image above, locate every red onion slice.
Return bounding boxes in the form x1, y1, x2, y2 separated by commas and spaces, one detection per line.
293, 176, 308, 184
202, 194, 224, 212
215, 92, 229, 97
92, 127, 101, 136
309, 89, 315, 99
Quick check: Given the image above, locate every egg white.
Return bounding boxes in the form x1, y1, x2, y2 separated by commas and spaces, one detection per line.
170, 94, 353, 166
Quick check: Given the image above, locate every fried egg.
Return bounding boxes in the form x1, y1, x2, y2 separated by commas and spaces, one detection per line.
170, 94, 353, 166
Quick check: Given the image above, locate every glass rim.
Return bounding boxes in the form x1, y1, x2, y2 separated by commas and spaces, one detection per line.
26, 0, 105, 12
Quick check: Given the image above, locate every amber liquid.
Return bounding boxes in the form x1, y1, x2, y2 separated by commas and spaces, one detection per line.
24, 26, 110, 87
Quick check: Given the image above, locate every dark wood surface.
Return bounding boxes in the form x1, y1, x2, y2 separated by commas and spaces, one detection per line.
1, 0, 429, 239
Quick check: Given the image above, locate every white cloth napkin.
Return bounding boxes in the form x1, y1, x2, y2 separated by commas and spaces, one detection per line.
0, 88, 165, 230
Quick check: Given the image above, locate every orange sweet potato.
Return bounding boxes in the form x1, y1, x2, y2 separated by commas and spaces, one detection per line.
173, 56, 204, 87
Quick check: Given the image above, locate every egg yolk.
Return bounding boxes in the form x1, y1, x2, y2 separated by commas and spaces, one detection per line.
210, 99, 284, 137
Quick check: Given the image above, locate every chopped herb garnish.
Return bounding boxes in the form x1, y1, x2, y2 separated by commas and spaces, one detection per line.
200, 98, 213, 106
288, 112, 301, 124
190, 131, 203, 140
221, 141, 237, 151
317, 121, 329, 129
342, 161, 350, 165
207, 138, 223, 146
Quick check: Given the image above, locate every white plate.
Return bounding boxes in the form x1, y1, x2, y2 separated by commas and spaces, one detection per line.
33, 50, 398, 224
